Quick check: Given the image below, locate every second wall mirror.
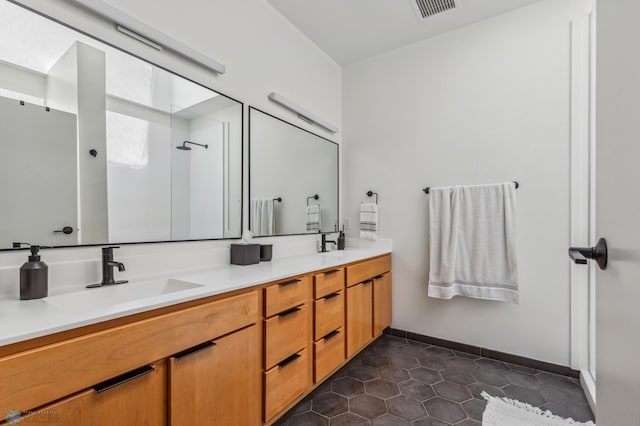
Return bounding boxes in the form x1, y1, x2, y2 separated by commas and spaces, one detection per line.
249, 107, 339, 237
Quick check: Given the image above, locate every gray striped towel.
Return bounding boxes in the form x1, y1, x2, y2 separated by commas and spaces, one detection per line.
306, 204, 321, 232
360, 202, 378, 240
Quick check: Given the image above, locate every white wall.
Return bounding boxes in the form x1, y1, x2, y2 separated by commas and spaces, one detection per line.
0, 0, 340, 296
343, 0, 589, 366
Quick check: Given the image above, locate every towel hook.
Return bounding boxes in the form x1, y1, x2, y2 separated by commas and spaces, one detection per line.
307, 194, 319, 206
273, 197, 282, 203
366, 191, 378, 204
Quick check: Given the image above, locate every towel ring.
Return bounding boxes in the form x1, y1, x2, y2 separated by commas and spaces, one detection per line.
307, 194, 319, 206
273, 197, 282, 203
366, 191, 378, 204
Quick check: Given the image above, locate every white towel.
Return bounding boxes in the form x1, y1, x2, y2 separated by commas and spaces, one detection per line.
360, 202, 378, 240
251, 199, 275, 236
427, 182, 519, 303
306, 204, 321, 233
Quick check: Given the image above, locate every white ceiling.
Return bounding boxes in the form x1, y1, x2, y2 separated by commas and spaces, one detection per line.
266, 0, 545, 65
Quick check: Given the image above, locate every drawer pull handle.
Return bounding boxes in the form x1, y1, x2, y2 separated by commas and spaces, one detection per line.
173, 341, 216, 361
279, 279, 301, 287
323, 330, 340, 340
362, 279, 373, 285
278, 307, 301, 317
277, 353, 301, 368
324, 269, 339, 275
93, 365, 155, 393
373, 275, 385, 280
323, 292, 340, 300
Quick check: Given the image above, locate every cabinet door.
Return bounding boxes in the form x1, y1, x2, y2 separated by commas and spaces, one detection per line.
346, 281, 373, 357
169, 325, 261, 426
373, 272, 392, 336
15, 362, 166, 426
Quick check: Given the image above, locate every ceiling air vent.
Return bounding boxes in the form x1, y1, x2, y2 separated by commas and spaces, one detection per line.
411, 0, 458, 19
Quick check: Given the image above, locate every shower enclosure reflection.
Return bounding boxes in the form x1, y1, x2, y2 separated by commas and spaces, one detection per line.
0, 0, 242, 249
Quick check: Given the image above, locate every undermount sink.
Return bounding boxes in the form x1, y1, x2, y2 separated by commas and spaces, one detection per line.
318, 250, 346, 258
45, 279, 203, 313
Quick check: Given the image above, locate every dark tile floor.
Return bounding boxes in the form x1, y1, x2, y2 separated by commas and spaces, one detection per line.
274, 335, 594, 425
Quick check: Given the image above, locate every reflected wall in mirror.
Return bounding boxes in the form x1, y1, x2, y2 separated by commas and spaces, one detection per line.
0, 0, 242, 249
249, 107, 338, 237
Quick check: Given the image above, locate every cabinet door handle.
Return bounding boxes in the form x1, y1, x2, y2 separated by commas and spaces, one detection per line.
373, 275, 385, 280
323, 330, 340, 341
173, 341, 216, 361
278, 306, 301, 317
277, 353, 301, 368
93, 365, 155, 393
279, 279, 301, 287
362, 279, 373, 285
324, 269, 339, 275
323, 292, 340, 300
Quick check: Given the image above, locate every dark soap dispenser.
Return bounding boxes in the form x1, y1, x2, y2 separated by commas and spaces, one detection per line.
337, 227, 346, 250
20, 245, 48, 300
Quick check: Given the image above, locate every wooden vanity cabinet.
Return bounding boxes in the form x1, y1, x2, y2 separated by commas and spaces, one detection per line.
373, 272, 393, 336
12, 361, 167, 426
263, 275, 312, 422
312, 268, 345, 383
169, 324, 261, 426
345, 255, 392, 357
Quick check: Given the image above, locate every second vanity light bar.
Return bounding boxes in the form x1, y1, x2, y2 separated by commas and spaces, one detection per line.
73, 0, 226, 75
268, 92, 339, 134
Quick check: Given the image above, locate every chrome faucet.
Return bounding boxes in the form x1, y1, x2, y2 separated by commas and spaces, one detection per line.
320, 234, 337, 253
87, 246, 128, 288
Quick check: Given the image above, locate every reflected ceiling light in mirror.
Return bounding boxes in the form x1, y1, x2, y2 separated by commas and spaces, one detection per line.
267, 92, 338, 134
73, 0, 226, 75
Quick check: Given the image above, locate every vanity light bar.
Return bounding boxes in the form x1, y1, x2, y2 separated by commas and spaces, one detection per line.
268, 92, 339, 134
73, 0, 226, 75
116, 25, 162, 51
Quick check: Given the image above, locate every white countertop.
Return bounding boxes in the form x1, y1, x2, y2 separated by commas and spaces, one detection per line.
0, 247, 391, 347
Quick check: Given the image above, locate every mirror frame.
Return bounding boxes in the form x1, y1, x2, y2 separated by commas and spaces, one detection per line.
248, 106, 339, 238
0, 1, 244, 251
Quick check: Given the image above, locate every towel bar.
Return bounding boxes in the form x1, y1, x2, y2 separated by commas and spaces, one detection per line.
423, 181, 520, 194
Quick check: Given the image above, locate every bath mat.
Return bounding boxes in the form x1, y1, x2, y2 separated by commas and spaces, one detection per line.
481, 392, 595, 426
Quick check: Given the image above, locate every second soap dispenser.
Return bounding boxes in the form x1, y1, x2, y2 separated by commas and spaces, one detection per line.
20, 245, 48, 300
337, 226, 346, 250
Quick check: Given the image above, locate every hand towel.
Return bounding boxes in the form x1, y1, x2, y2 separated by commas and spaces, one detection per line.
251, 199, 275, 236
360, 202, 378, 240
306, 204, 321, 233
427, 182, 519, 303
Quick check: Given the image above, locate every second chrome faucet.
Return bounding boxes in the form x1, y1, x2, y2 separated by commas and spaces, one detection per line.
87, 246, 128, 288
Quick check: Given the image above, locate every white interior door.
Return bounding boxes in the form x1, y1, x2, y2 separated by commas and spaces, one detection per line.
594, 0, 640, 423
0, 97, 78, 248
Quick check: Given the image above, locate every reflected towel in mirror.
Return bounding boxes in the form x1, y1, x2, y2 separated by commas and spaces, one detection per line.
306, 204, 321, 232
251, 199, 275, 236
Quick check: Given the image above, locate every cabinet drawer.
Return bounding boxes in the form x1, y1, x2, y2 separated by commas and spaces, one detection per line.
12, 361, 167, 426
314, 291, 344, 341
264, 276, 310, 317
0, 290, 259, 414
264, 348, 309, 422
313, 268, 344, 299
346, 255, 391, 287
314, 328, 345, 383
265, 304, 309, 369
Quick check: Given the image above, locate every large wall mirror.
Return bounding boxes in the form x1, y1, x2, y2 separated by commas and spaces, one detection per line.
249, 107, 338, 237
0, 1, 243, 249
